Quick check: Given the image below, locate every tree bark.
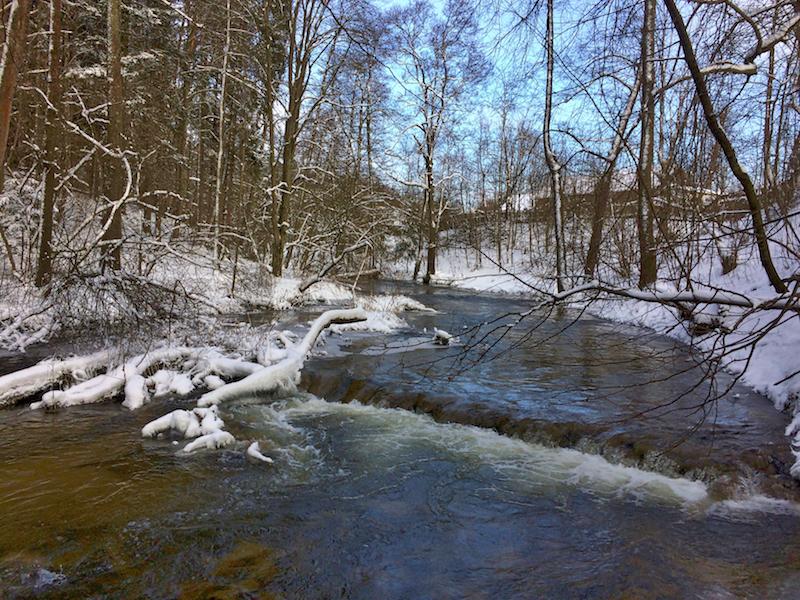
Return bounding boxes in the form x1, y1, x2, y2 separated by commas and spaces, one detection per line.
422, 151, 436, 284
0, 0, 31, 193
100, 0, 126, 271
763, 42, 775, 191
584, 76, 640, 277
637, 0, 657, 289
36, 0, 63, 287
213, 0, 232, 264
175, 0, 198, 229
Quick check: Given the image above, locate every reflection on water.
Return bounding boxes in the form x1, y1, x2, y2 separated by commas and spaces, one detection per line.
1, 392, 800, 599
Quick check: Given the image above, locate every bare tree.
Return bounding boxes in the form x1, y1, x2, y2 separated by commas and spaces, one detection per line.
270, 0, 339, 277
542, 0, 566, 292
100, 0, 127, 271
35, 0, 63, 287
664, 0, 789, 294
0, 0, 31, 193
390, 0, 486, 284
213, 0, 232, 263
636, 0, 657, 289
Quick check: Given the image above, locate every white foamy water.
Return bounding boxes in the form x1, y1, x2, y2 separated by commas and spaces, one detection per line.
244, 394, 711, 506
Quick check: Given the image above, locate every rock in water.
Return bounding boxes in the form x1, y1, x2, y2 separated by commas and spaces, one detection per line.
432, 328, 453, 346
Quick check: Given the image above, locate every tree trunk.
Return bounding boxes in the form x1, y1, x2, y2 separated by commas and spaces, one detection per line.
763, 43, 775, 191
271, 4, 308, 279
175, 0, 198, 230
422, 152, 436, 284
0, 0, 31, 193
664, 0, 787, 294
101, 0, 125, 271
543, 0, 566, 292
272, 107, 298, 277
637, 0, 657, 289
213, 0, 231, 264
584, 167, 613, 277
584, 76, 639, 277
36, 0, 62, 287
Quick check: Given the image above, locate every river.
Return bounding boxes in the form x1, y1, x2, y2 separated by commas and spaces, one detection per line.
1, 282, 799, 598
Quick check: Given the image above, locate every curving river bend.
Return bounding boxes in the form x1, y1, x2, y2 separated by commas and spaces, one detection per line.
1, 282, 799, 598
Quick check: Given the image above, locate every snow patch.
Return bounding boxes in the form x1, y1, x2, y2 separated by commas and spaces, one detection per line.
0, 351, 112, 408
246, 441, 274, 464
183, 430, 236, 453
356, 294, 433, 313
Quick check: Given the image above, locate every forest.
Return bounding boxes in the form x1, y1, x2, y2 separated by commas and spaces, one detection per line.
0, 0, 799, 597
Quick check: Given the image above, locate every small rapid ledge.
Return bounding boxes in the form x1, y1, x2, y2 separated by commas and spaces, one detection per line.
300, 365, 799, 502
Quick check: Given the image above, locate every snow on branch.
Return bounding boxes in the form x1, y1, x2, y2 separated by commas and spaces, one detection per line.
298, 240, 371, 293
30, 347, 198, 410
744, 12, 800, 63
0, 350, 112, 408
526, 280, 800, 315
198, 308, 368, 407
141, 404, 235, 453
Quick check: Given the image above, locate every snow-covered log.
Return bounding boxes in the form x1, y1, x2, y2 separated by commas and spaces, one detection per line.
356, 294, 434, 313
0, 350, 111, 408
142, 405, 224, 439
198, 308, 367, 407
183, 430, 235, 452
142, 405, 235, 453
31, 347, 195, 410
190, 350, 262, 385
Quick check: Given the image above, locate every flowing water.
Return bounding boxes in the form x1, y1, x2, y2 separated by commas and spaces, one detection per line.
1, 282, 799, 598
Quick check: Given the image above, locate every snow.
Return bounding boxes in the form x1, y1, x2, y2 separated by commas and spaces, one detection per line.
149, 370, 179, 399
246, 441, 274, 464
204, 375, 225, 390
356, 294, 433, 313
30, 347, 196, 410
0, 350, 112, 408
123, 374, 149, 410
170, 373, 195, 396
330, 311, 407, 334
242, 277, 354, 309
198, 307, 368, 407
183, 430, 236, 453
142, 405, 226, 439
432, 328, 453, 345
